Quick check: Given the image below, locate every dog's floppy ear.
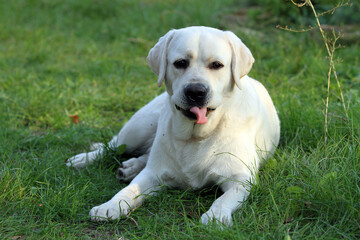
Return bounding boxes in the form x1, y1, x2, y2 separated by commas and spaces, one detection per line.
147, 30, 175, 88
225, 31, 255, 90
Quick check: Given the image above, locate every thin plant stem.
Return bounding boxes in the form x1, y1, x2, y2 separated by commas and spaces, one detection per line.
307, 0, 349, 145
281, 0, 350, 146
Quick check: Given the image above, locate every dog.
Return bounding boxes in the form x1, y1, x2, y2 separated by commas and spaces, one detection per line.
67, 26, 280, 226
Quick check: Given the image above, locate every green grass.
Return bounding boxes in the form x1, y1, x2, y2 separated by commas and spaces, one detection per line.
1, 0, 359, 239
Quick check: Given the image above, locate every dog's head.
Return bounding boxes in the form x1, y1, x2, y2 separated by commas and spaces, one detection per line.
147, 26, 254, 125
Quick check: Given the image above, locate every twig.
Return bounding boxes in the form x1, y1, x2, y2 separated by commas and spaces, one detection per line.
317, 0, 351, 17
276, 24, 317, 32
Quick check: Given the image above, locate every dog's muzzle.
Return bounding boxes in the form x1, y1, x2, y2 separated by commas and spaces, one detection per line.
175, 83, 215, 124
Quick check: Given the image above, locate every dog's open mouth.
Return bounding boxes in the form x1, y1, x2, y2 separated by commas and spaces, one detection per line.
175, 105, 215, 124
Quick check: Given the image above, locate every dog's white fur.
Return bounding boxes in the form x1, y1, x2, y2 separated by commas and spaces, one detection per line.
67, 26, 280, 226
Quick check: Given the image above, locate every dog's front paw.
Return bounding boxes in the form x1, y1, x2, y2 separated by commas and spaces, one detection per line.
89, 200, 131, 221
201, 208, 233, 227
66, 152, 96, 169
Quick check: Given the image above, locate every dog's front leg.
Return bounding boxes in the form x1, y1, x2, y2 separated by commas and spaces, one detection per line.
89, 169, 159, 221
201, 175, 252, 226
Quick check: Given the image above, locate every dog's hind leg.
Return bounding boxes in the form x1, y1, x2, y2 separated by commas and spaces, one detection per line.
66, 93, 167, 169
116, 154, 149, 182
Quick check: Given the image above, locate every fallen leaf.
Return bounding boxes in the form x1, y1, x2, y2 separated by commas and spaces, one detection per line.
69, 115, 79, 124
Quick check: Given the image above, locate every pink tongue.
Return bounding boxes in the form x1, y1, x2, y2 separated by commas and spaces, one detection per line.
190, 106, 207, 124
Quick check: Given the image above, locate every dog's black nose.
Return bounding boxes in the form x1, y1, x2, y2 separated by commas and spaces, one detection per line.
184, 83, 209, 106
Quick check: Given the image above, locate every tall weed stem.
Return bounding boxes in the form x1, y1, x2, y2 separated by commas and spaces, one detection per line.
279, 0, 350, 146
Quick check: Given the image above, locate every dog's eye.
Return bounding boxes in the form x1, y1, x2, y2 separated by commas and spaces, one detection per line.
173, 59, 189, 69
209, 61, 224, 70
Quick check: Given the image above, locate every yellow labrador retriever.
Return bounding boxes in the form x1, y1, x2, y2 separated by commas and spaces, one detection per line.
67, 26, 280, 226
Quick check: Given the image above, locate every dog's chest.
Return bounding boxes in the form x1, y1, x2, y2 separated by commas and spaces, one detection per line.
160, 138, 220, 189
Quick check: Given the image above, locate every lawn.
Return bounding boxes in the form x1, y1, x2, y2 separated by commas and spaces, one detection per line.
0, 0, 359, 239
